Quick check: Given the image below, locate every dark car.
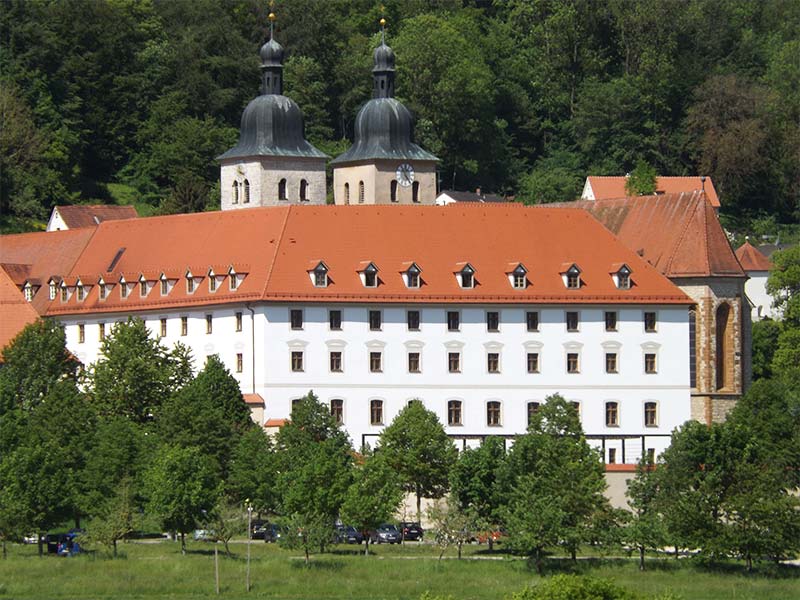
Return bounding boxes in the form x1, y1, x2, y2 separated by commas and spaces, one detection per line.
251, 520, 268, 540
398, 521, 424, 541
262, 523, 285, 543
369, 524, 401, 544
335, 525, 364, 544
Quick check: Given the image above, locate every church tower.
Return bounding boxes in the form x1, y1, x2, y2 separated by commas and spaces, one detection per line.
218, 13, 327, 209
331, 21, 438, 205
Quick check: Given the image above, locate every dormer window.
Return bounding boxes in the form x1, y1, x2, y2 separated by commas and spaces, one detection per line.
60, 283, 68, 302
139, 277, 148, 297
209, 270, 217, 292
120, 278, 128, 299
362, 263, 379, 288
614, 265, 632, 290
99, 278, 107, 300
229, 268, 238, 290
405, 263, 422, 288
160, 275, 169, 296
77, 282, 86, 301
458, 264, 475, 289
186, 272, 196, 294
510, 264, 528, 289
562, 264, 582, 289
311, 262, 329, 288
49, 281, 57, 300
23, 283, 33, 302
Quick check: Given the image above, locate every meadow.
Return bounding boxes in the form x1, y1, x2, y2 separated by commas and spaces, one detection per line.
1, 540, 798, 600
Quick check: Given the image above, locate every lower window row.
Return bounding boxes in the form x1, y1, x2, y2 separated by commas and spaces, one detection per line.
293, 398, 661, 428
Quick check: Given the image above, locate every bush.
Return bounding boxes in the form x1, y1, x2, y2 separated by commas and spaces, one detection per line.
509, 574, 636, 600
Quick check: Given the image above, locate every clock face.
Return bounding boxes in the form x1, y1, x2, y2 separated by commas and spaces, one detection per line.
396, 163, 415, 187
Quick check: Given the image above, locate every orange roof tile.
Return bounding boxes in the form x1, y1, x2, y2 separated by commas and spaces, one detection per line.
0, 228, 96, 314
586, 176, 720, 208
54, 205, 138, 229
264, 418, 288, 428
735, 240, 772, 271
558, 192, 744, 279
4, 205, 691, 318
243, 393, 264, 406
0, 267, 40, 355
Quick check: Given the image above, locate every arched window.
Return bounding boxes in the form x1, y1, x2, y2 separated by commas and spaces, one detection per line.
344, 182, 350, 205
232, 181, 239, 204
412, 181, 420, 203
716, 303, 731, 390
279, 178, 287, 201
390, 180, 398, 202
358, 181, 365, 204
300, 179, 308, 202
243, 179, 250, 203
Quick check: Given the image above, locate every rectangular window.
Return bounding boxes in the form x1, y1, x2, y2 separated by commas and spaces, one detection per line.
49, 284, 57, 300
99, 285, 107, 300
487, 352, 500, 373
526, 311, 539, 332
209, 276, 217, 292
206, 314, 213, 334
290, 309, 303, 330
408, 352, 420, 373
230, 273, 238, 290
140, 281, 147, 297
236, 353, 243, 373
513, 273, 526, 289
181, 317, 188, 336
369, 309, 382, 331
331, 399, 343, 424
369, 351, 382, 373
235, 312, 243, 332
644, 402, 658, 427
447, 311, 460, 331
160, 318, 167, 337
487, 401, 501, 426
527, 402, 540, 426
448, 352, 461, 373
644, 311, 657, 332
364, 271, 377, 287
608, 448, 617, 464
77, 286, 85, 301
291, 351, 304, 372
646, 448, 656, 464
605, 353, 618, 373
407, 310, 420, 331
566, 311, 579, 332
645, 353, 657, 374
78, 324, 85, 344
567, 352, 580, 373
187, 277, 195, 293
330, 351, 342, 372
314, 270, 327, 287
407, 271, 420, 288
99, 323, 105, 341
60, 287, 68, 302
448, 400, 462, 426
567, 272, 580, 289
370, 399, 383, 425
161, 279, 168, 295
605, 402, 619, 427
486, 311, 499, 332
527, 352, 540, 373
605, 311, 617, 331
329, 309, 342, 330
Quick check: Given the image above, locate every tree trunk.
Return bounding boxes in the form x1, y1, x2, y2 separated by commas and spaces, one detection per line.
438, 546, 445, 561
364, 538, 370, 556
746, 552, 752, 572
457, 542, 462, 560
639, 545, 645, 571
304, 547, 309, 565
113, 539, 118, 558
416, 485, 422, 523
180, 531, 186, 555
224, 540, 231, 558
535, 548, 543, 575
2, 539, 6, 559
571, 547, 576, 561
488, 537, 494, 551
38, 533, 43, 557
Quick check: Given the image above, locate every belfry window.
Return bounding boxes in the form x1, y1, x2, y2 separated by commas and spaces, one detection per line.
412, 181, 420, 203
358, 181, 365, 204
243, 179, 250, 203
391, 180, 398, 202
279, 178, 287, 201
300, 179, 308, 202
344, 183, 350, 204
232, 181, 239, 204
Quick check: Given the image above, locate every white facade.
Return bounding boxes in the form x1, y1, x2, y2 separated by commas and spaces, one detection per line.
744, 271, 777, 321
220, 157, 327, 209
59, 301, 690, 464
46, 208, 69, 232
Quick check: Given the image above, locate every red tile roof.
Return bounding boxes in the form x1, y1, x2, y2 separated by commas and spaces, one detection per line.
586, 176, 720, 208
54, 205, 138, 229
735, 240, 772, 271
558, 192, 744, 279
0, 267, 40, 354
264, 418, 288, 428
2, 205, 691, 318
0, 228, 97, 314
243, 393, 264, 406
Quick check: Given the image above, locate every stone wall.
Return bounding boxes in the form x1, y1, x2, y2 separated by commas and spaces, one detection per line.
220, 156, 327, 209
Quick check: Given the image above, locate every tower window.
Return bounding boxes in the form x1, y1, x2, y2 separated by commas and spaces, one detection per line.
233, 181, 239, 204
344, 183, 350, 204
279, 178, 287, 201
391, 180, 398, 202
300, 179, 308, 201
358, 181, 365, 204
412, 181, 420, 203
243, 179, 250, 203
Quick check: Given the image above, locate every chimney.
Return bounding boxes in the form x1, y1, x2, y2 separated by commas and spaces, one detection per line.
701, 175, 706, 192
475, 187, 481, 197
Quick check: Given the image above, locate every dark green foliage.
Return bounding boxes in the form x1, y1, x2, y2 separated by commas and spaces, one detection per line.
227, 427, 278, 515
510, 574, 636, 600
449, 435, 506, 527
625, 160, 658, 196
378, 400, 457, 521
624, 460, 666, 570
751, 319, 781, 380
2, 1, 797, 227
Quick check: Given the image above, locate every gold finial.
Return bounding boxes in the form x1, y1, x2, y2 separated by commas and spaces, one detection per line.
380, 17, 386, 27
269, 12, 276, 21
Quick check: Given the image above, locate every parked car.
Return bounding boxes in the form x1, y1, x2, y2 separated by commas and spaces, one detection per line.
251, 520, 268, 540
398, 521, 424, 541
335, 525, 364, 544
45, 530, 83, 555
369, 524, 401, 544
193, 529, 215, 541
262, 523, 285, 543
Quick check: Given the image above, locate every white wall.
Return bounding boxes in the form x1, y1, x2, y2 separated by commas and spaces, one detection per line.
745, 271, 777, 321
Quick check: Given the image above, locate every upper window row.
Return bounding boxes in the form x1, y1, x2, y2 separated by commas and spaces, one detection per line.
50, 266, 246, 302
308, 261, 634, 290
232, 178, 310, 204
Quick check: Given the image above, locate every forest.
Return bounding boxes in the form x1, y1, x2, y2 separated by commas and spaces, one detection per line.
1, 0, 798, 233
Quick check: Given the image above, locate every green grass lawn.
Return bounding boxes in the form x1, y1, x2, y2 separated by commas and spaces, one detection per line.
1, 540, 797, 600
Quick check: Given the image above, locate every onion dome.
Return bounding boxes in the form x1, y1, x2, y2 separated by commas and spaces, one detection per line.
331, 26, 437, 166
218, 22, 327, 161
